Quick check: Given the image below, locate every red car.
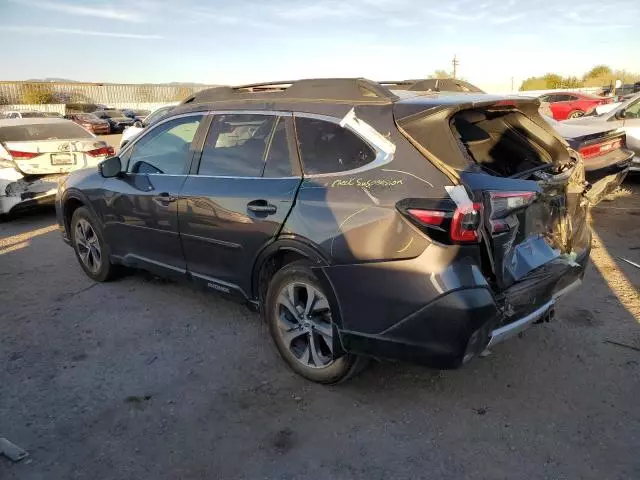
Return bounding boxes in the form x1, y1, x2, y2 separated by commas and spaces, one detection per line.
539, 92, 613, 120
65, 113, 111, 135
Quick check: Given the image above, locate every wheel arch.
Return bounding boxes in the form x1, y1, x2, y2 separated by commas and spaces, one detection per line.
251, 237, 344, 326
61, 190, 100, 235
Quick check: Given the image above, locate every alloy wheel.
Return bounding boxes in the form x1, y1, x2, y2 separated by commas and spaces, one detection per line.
275, 282, 334, 368
75, 218, 102, 274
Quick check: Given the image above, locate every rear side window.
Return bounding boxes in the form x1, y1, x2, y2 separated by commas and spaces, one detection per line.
0, 122, 93, 142
198, 114, 276, 177
295, 117, 376, 174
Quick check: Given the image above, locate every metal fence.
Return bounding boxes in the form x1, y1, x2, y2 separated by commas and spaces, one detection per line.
0, 81, 217, 105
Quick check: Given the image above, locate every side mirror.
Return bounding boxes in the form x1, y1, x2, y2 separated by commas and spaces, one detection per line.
616, 108, 626, 120
99, 156, 122, 178
133, 120, 143, 128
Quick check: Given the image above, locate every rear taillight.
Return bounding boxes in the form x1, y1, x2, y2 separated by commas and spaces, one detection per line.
579, 138, 623, 160
406, 203, 482, 243
87, 146, 115, 157
486, 191, 537, 233
407, 209, 446, 226
7, 150, 39, 160
450, 203, 482, 242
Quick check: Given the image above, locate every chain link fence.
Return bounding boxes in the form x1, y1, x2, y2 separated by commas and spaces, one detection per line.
0, 82, 217, 105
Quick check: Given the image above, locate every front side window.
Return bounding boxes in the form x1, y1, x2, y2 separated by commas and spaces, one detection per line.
126, 115, 202, 175
198, 114, 276, 177
294, 117, 376, 174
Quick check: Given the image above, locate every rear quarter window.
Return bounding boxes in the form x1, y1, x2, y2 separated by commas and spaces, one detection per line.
294, 117, 376, 174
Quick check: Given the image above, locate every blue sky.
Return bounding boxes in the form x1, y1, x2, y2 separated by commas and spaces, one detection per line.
1, 0, 639, 92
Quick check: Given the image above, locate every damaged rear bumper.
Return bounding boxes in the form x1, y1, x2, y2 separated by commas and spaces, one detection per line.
324, 246, 589, 369
1, 169, 64, 214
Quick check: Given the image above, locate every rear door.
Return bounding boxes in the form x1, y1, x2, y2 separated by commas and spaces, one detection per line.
178, 111, 302, 298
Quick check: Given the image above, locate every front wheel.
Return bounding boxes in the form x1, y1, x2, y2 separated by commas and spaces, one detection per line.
265, 261, 367, 384
70, 207, 119, 282
567, 110, 585, 119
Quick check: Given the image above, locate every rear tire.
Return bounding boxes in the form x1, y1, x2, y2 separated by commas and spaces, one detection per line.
567, 110, 585, 119
70, 207, 119, 282
265, 261, 367, 384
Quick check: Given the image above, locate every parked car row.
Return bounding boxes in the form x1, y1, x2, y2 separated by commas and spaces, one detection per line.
1, 106, 155, 135
53, 78, 633, 384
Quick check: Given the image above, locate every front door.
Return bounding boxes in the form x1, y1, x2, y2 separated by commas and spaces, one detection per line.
178, 112, 302, 298
102, 114, 205, 275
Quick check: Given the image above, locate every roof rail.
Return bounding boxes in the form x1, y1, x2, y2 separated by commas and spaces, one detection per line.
181, 78, 400, 105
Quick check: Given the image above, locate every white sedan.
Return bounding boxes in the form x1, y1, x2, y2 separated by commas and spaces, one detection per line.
0, 118, 114, 215
119, 105, 175, 148
563, 93, 640, 172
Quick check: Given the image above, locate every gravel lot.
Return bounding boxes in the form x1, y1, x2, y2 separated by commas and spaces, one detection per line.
1, 175, 639, 479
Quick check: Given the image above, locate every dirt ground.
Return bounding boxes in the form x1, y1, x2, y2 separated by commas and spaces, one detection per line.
1, 179, 639, 480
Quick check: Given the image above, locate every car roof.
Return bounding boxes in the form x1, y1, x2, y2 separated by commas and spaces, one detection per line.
170, 78, 514, 118
0, 118, 75, 127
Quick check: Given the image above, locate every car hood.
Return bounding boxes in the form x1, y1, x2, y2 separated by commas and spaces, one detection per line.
107, 117, 133, 122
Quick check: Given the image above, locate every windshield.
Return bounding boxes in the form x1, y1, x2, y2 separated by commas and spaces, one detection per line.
145, 107, 173, 125
0, 122, 93, 142
102, 110, 123, 118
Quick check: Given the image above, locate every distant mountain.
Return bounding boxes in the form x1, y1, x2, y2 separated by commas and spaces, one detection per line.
25, 78, 79, 83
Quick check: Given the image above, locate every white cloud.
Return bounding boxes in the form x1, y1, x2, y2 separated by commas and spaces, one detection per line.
0, 26, 162, 39
9, 0, 145, 22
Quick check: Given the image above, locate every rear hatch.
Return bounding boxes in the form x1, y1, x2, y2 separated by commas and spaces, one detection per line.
394, 97, 590, 304
0, 121, 113, 175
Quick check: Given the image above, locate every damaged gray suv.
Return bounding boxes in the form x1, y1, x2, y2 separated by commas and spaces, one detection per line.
56, 79, 606, 384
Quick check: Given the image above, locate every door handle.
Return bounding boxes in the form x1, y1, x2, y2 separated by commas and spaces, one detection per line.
247, 199, 277, 214
153, 192, 177, 205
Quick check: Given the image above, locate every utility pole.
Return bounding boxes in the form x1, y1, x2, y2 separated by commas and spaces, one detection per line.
452, 54, 459, 79
511, 76, 514, 92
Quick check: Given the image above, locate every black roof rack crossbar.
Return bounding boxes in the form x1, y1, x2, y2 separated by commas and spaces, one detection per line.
181, 78, 400, 105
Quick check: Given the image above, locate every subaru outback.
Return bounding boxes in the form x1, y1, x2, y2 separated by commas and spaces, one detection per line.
56, 78, 604, 384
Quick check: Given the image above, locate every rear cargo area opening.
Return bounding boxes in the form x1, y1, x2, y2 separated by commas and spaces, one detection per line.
451, 108, 567, 177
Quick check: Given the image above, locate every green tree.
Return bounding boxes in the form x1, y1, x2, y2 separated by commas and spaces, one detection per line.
21, 83, 55, 104
584, 65, 612, 79
428, 70, 451, 79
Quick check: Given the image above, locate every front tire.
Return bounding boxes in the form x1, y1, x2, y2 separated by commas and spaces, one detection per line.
265, 261, 366, 384
70, 207, 119, 282
567, 110, 585, 119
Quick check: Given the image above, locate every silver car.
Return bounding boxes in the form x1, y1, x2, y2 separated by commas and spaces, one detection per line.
563, 93, 640, 172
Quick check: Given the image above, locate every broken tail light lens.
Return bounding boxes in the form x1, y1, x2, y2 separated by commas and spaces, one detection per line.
7, 150, 39, 160
450, 203, 482, 242
487, 191, 536, 219
87, 146, 115, 157
487, 191, 536, 233
579, 138, 623, 160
